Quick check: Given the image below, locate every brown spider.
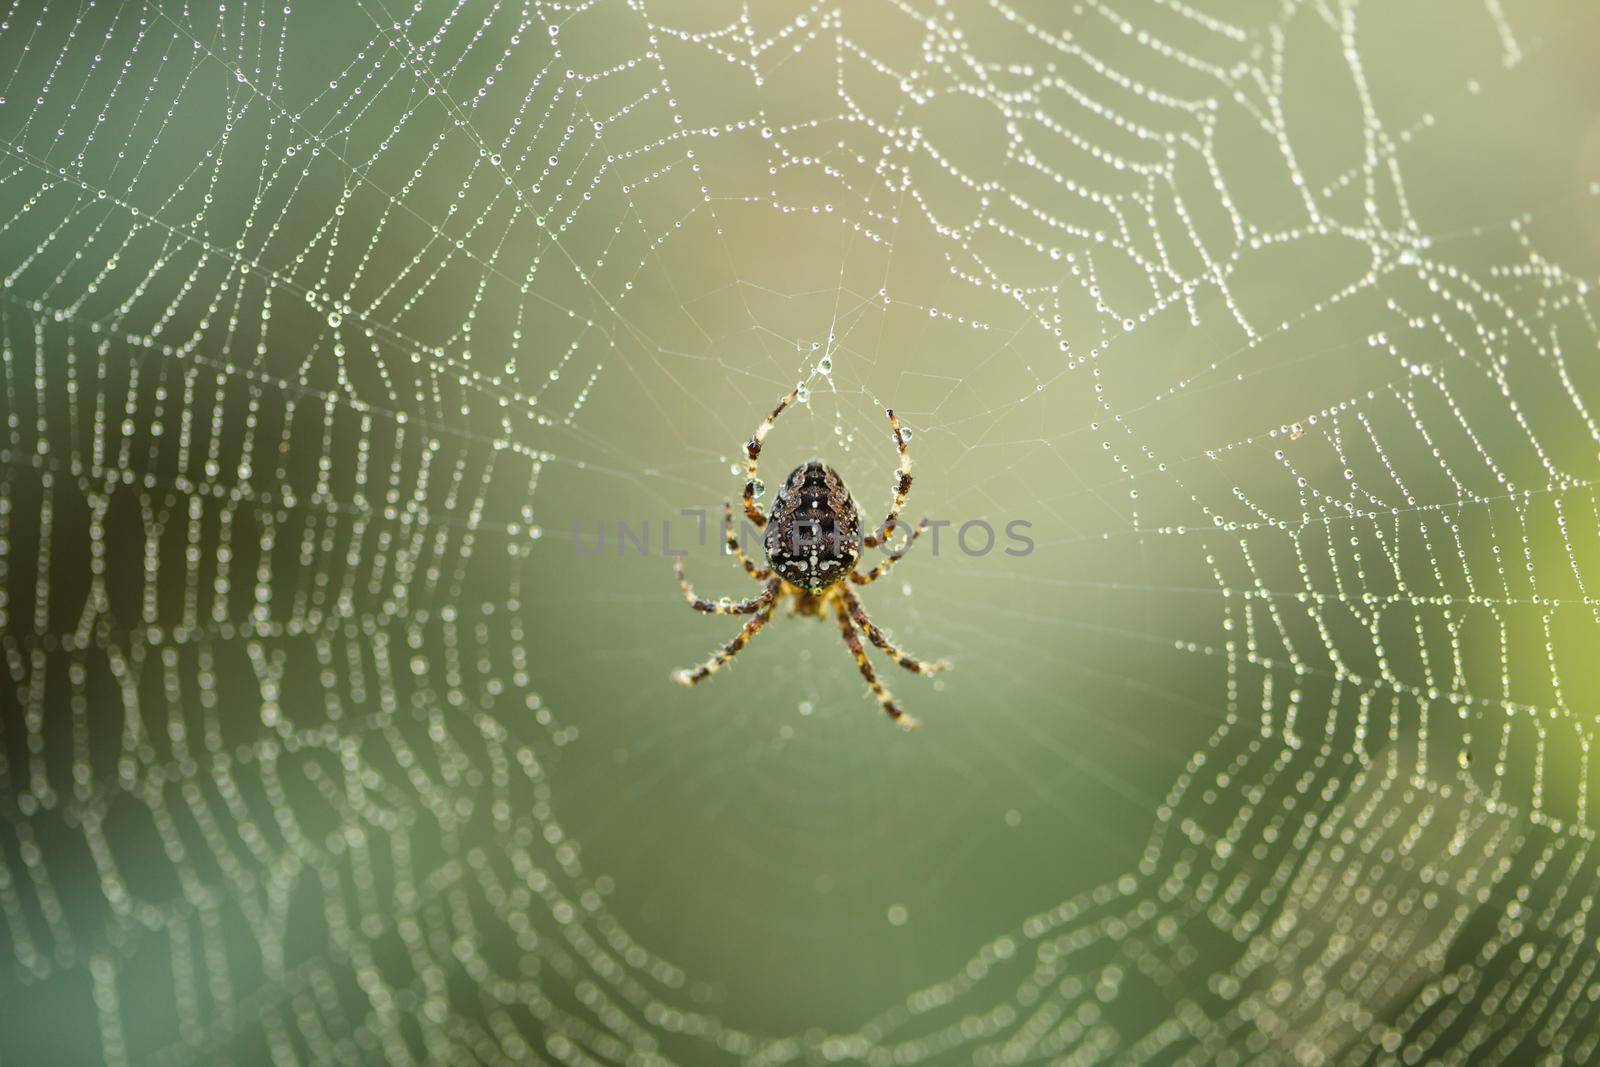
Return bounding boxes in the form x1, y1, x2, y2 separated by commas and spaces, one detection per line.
671, 387, 949, 729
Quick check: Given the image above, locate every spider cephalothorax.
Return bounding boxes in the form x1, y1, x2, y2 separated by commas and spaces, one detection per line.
763, 460, 862, 590
670, 388, 948, 729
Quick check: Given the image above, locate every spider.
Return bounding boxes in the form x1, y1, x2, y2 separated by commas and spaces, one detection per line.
670, 386, 949, 729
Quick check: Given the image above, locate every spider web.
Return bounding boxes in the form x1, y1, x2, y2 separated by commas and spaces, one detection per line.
3, 0, 1600, 1063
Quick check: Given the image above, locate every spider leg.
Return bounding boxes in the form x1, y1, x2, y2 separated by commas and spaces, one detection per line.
863, 407, 914, 548
743, 385, 802, 529
673, 601, 777, 686
723, 501, 771, 579
850, 519, 927, 585
839, 588, 950, 676
834, 603, 920, 730
675, 557, 779, 614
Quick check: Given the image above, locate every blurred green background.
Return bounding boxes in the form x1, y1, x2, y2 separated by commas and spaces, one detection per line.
2, 1, 1600, 1063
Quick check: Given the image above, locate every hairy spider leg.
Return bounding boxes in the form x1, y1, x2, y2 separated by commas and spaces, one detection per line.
851, 518, 928, 585
863, 407, 914, 548
743, 385, 802, 528
674, 556, 780, 614
838, 587, 950, 676
834, 601, 920, 730
673, 600, 778, 686
723, 501, 771, 579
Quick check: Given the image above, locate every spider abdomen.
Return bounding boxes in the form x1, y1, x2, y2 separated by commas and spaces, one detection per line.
763, 460, 862, 590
